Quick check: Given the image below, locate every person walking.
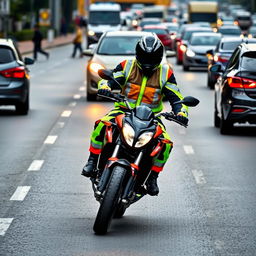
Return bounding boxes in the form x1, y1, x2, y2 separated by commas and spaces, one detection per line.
71, 25, 83, 58
32, 24, 49, 61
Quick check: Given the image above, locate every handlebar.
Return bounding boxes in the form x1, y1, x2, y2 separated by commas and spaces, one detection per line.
98, 92, 188, 127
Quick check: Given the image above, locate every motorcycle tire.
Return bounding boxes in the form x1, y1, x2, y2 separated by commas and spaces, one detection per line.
114, 203, 126, 218
93, 166, 126, 235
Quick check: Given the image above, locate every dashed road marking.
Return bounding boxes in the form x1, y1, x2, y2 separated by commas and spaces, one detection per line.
183, 145, 194, 154
69, 102, 77, 107
0, 218, 13, 236
61, 110, 72, 117
215, 240, 225, 250
79, 86, 85, 91
28, 160, 44, 171
58, 122, 65, 128
10, 186, 31, 201
44, 135, 58, 144
73, 94, 81, 99
192, 169, 206, 184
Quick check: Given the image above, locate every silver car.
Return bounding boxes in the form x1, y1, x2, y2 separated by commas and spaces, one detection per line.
83, 31, 174, 100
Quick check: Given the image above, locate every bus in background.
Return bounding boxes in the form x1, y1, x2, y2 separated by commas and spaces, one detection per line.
188, 1, 218, 28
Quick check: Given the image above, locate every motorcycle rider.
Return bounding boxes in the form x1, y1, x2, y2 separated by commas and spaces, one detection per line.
82, 34, 188, 196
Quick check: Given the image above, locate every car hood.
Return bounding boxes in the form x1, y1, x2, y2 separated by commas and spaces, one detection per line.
189, 45, 216, 54
88, 25, 121, 33
91, 54, 168, 69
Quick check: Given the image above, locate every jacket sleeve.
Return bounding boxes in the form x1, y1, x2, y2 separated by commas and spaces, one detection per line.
162, 72, 188, 116
98, 61, 127, 90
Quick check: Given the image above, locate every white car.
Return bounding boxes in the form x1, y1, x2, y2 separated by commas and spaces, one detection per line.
83, 31, 174, 101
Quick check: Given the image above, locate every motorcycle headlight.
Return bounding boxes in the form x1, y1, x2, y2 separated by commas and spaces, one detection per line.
186, 49, 195, 57
135, 132, 153, 148
122, 123, 135, 147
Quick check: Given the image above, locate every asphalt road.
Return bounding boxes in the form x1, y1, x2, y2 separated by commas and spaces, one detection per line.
0, 44, 256, 256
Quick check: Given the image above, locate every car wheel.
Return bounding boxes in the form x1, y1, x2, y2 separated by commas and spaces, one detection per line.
214, 108, 220, 128
87, 91, 97, 101
183, 65, 189, 71
220, 110, 233, 135
207, 75, 213, 89
176, 55, 182, 65
16, 95, 29, 115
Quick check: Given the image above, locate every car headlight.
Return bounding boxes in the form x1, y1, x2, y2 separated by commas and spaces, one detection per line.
186, 49, 195, 57
135, 132, 153, 148
88, 30, 95, 36
89, 62, 105, 74
122, 123, 135, 147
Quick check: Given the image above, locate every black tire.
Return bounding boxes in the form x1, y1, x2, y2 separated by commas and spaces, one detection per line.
93, 166, 126, 235
176, 57, 182, 65
87, 90, 97, 101
183, 65, 189, 71
220, 110, 233, 135
114, 203, 126, 218
207, 75, 214, 89
214, 109, 220, 128
16, 95, 29, 115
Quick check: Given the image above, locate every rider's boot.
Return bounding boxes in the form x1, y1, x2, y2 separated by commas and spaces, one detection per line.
81, 153, 99, 177
146, 171, 159, 196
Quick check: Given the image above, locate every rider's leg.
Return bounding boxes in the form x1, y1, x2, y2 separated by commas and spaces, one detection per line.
146, 127, 173, 196
82, 108, 124, 177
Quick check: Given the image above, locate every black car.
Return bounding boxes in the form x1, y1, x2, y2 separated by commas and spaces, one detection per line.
212, 43, 256, 134
0, 39, 34, 114
207, 37, 256, 88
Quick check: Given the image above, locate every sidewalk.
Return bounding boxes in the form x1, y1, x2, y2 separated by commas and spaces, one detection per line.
17, 33, 75, 55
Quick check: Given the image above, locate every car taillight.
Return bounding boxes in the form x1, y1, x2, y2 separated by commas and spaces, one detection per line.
0, 66, 25, 78
227, 76, 256, 89
232, 108, 247, 113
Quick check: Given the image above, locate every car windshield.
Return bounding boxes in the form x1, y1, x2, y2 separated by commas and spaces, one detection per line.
89, 11, 120, 25
0, 47, 15, 63
219, 28, 241, 35
143, 28, 168, 35
166, 25, 178, 32
97, 36, 140, 55
190, 35, 220, 46
140, 20, 160, 27
183, 30, 210, 40
221, 41, 242, 51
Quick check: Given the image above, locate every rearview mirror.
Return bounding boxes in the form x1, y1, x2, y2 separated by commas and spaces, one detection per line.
173, 96, 200, 107
166, 50, 176, 57
98, 69, 113, 80
24, 57, 34, 65
210, 64, 223, 73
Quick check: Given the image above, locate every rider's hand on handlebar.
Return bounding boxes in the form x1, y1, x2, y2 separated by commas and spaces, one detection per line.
176, 112, 189, 126
98, 88, 112, 98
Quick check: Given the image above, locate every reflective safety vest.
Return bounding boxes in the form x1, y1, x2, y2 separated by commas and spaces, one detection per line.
114, 59, 174, 113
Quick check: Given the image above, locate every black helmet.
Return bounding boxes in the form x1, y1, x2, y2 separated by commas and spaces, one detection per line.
136, 34, 164, 76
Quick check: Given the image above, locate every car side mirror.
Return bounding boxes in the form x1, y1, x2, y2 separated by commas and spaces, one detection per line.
98, 69, 114, 80
166, 50, 176, 57
83, 49, 93, 56
24, 57, 34, 65
210, 64, 223, 73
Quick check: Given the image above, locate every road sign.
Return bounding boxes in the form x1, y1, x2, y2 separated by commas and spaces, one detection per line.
39, 9, 51, 26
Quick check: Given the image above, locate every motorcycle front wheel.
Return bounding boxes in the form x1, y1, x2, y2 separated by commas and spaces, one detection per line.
93, 165, 126, 235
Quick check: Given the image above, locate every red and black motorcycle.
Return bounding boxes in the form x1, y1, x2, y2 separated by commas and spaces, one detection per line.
91, 69, 199, 234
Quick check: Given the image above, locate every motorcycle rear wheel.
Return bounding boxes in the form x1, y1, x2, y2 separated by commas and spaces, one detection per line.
93, 166, 126, 235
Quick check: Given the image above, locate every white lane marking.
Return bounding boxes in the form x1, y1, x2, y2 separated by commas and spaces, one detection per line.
58, 122, 65, 128
79, 86, 85, 91
183, 145, 194, 154
61, 110, 72, 117
44, 135, 58, 144
192, 170, 206, 184
69, 102, 77, 107
0, 218, 13, 236
215, 240, 225, 250
73, 94, 81, 99
28, 160, 44, 171
10, 186, 31, 201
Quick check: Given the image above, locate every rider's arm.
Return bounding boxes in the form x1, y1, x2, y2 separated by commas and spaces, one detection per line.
162, 73, 188, 117
98, 63, 126, 90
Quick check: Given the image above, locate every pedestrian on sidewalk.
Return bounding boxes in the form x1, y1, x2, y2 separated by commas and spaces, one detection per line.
32, 24, 49, 61
71, 25, 83, 58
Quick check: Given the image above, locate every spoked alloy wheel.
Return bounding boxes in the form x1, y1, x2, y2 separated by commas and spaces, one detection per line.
93, 166, 126, 235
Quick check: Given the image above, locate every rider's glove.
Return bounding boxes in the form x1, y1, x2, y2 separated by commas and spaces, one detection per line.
98, 88, 112, 98
176, 112, 189, 126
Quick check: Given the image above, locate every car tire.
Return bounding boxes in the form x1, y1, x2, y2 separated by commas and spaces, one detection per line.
15, 95, 29, 115
87, 91, 97, 101
214, 108, 220, 128
207, 75, 214, 89
183, 65, 189, 71
220, 110, 233, 135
